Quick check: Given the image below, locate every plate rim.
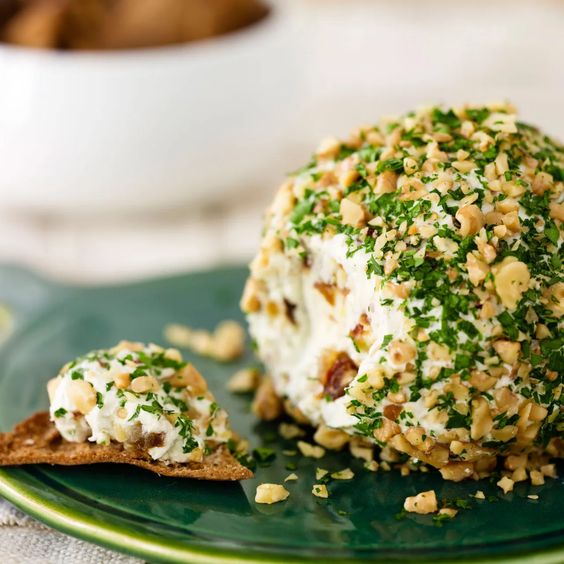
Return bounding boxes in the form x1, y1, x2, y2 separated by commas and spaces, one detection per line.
0, 467, 270, 564
1, 466, 564, 564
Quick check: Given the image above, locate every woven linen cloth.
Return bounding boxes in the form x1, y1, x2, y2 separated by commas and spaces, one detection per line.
0, 500, 141, 563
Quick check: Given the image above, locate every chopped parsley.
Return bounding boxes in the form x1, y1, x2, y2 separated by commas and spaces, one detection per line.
253, 447, 277, 466
175, 415, 199, 453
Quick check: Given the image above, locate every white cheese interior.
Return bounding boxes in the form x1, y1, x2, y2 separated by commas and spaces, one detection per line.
248, 233, 511, 439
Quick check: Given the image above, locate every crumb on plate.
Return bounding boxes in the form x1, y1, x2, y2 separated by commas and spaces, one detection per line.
331, 468, 354, 480
255, 483, 289, 504
404, 490, 438, 514
165, 320, 245, 362
297, 441, 325, 459
227, 367, 262, 393
312, 484, 329, 498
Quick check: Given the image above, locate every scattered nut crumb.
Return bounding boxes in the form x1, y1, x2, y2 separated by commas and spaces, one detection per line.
278, 422, 305, 440
165, 323, 207, 351
212, 321, 246, 361
528, 494, 539, 500
255, 483, 290, 504
312, 484, 329, 498
0, 304, 13, 341
227, 367, 261, 393
313, 425, 349, 450
530, 470, 545, 486
297, 441, 325, 459
280, 397, 309, 424
512, 467, 527, 483
474, 490, 485, 500
316, 468, 329, 480
497, 476, 515, 494
540, 464, 557, 478
252, 377, 283, 421
364, 460, 379, 472
331, 468, 354, 480
349, 439, 374, 462
164, 320, 245, 362
403, 490, 438, 514
439, 507, 458, 518
284, 473, 298, 482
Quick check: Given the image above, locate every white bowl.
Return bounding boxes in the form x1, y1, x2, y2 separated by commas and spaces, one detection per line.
0, 1, 299, 215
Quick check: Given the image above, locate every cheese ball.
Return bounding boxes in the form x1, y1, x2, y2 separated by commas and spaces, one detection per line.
243, 103, 563, 480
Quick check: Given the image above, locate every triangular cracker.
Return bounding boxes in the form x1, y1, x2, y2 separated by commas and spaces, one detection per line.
0, 412, 252, 481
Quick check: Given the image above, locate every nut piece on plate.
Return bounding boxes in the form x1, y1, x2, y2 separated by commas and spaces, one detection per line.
165, 320, 246, 362
252, 377, 283, 421
331, 468, 354, 480
313, 425, 349, 451
403, 490, 438, 514
297, 441, 325, 459
497, 476, 515, 494
312, 484, 329, 499
227, 367, 262, 393
243, 102, 563, 481
278, 422, 305, 440
255, 483, 290, 504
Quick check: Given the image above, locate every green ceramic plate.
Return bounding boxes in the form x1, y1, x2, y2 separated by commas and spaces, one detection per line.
0, 265, 562, 563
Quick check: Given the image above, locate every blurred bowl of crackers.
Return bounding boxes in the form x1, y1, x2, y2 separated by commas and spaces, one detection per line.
0, 0, 298, 215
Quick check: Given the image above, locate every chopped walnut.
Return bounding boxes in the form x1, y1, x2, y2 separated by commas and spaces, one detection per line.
164, 320, 245, 362
227, 368, 261, 393
403, 490, 438, 514
255, 484, 289, 504
497, 476, 515, 494
297, 441, 325, 459
312, 484, 329, 498
252, 378, 283, 421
